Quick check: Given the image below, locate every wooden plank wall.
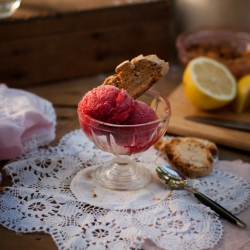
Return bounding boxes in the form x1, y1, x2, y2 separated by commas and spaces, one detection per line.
0, 0, 171, 87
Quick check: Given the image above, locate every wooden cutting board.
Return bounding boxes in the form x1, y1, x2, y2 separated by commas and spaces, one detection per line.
167, 84, 250, 152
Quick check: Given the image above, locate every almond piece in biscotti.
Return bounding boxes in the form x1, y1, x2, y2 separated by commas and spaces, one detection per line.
188, 137, 218, 157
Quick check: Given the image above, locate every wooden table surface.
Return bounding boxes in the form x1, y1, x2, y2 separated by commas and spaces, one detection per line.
1, 63, 250, 249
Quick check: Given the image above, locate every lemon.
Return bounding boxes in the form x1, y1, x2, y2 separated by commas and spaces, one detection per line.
183, 57, 237, 110
231, 74, 250, 113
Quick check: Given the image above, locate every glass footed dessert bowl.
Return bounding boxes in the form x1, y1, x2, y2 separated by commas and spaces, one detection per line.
78, 89, 171, 191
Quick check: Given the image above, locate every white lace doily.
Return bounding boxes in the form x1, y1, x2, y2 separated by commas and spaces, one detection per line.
1, 130, 250, 250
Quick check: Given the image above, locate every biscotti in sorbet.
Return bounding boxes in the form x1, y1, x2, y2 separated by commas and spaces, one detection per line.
103, 54, 169, 99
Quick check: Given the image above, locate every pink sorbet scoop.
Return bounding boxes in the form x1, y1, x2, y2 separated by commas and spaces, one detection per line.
78, 85, 158, 125
78, 85, 136, 124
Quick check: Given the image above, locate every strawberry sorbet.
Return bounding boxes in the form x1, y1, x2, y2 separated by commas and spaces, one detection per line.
77, 85, 159, 154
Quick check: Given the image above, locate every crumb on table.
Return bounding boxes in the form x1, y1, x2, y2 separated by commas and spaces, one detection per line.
152, 197, 161, 201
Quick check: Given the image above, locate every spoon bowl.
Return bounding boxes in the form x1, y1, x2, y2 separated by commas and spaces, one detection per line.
156, 165, 247, 228
156, 165, 188, 189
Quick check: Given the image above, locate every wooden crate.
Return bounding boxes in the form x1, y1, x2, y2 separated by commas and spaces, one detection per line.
0, 0, 171, 87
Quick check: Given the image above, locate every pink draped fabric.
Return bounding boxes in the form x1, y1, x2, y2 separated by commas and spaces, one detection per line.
0, 84, 56, 160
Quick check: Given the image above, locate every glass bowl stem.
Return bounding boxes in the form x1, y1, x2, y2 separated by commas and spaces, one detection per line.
94, 155, 151, 190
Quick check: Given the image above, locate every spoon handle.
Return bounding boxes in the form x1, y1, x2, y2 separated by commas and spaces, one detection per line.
186, 187, 247, 228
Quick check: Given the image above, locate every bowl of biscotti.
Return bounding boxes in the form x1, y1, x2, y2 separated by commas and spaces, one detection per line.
176, 27, 250, 80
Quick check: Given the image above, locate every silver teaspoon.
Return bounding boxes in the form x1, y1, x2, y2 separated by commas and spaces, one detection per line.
156, 165, 247, 228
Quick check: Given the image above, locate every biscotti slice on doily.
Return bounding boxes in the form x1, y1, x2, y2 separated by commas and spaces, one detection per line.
103, 54, 169, 99
154, 137, 217, 178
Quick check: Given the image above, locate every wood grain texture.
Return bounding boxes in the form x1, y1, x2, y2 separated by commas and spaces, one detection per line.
0, 0, 171, 87
167, 84, 250, 152
1, 0, 163, 19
